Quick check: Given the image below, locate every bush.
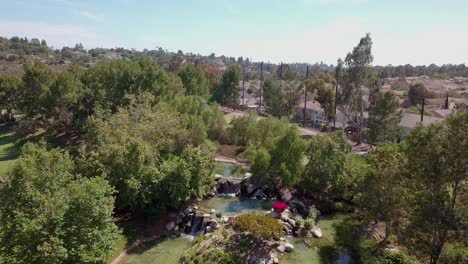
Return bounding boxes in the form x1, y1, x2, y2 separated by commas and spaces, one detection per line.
303, 219, 313, 231
233, 214, 283, 240
216, 212, 222, 218
439, 245, 468, 264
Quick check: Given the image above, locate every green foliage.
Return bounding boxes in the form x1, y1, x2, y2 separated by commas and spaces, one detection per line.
216, 212, 223, 218
439, 245, 468, 264
304, 220, 313, 231
302, 131, 353, 198
214, 65, 240, 107
308, 205, 319, 225
233, 214, 283, 240
368, 91, 402, 144
250, 127, 306, 188
408, 83, 428, 106
79, 93, 215, 213
226, 112, 290, 147
402, 110, 468, 263
0, 75, 20, 122
263, 75, 285, 117
0, 142, 119, 264
178, 64, 210, 99
358, 143, 407, 241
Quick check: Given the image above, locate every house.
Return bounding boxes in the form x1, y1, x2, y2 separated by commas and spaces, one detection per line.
432, 109, 455, 118
425, 97, 468, 110
293, 100, 327, 127
398, 113, 444, 137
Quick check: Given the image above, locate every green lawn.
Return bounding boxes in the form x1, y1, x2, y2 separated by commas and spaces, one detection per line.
0, 126, 21, 176
106, 222, 140, 264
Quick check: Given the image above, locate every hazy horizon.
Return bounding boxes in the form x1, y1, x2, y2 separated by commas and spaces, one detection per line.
1, 0, 468, 66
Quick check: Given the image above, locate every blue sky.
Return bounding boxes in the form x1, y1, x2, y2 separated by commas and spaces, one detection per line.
1, 0, 467, 65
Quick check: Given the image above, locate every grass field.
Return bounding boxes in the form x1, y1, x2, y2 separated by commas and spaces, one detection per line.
0, 125, 21, 176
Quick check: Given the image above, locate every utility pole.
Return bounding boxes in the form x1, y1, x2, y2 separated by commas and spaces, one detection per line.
421, 97, 425, 122
242, 64, 245, 111
445, 92, 449, 109
258, 62, 263, 115
303, 66, 309, 127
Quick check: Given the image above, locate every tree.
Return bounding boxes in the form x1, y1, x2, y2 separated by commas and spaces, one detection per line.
46, 70, 83, 131
263, 75, 285, 117
339, 33, 374, 144
0, 142, 118, 264
213, 65, 240, 107
19, 61, 53, 119
250, 127, 306, 188
178, 64, 210, 99
358, 144, 407, 242
408, 83, 427, 106
367, 91, 402, 144
403, 110, 468, 264
302, 131, 352, 198
0, 75, 19, 122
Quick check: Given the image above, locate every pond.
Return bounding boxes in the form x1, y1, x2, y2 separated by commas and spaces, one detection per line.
214, 161, 245, 179
123, 198, 352, 264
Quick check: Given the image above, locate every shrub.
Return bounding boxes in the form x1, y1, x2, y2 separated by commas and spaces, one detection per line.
293, 216, 304, 227
303, 219, 313, 231
439, 245, 468, 264
307, 205, 318, 225
233, 214, 283, 240
216, 212, 222, 218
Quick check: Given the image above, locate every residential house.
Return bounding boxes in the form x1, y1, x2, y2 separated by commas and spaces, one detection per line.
398, 113, 444, 138
293, 100, 327, 127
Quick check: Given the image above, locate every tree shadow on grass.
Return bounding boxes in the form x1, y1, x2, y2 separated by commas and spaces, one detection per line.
0, 125, 21, 162
332, 219, 362, 262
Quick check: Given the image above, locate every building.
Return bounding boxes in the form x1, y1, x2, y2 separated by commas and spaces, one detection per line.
398, 113, 444, 137
293, 100, 327, 127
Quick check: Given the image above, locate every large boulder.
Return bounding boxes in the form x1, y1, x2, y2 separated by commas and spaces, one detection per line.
284, 243, 294, 252
267, 211, 281, 219
312, 227, 323, 238
165, 221, 175, 231
276, 245, 285, 253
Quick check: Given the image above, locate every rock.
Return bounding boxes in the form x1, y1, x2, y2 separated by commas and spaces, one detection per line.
184, 207, 193, 215
283, 222, 293, 232
210, 208, 216, 214
281, 214, 289, 222
193, 206, 198, 210
169, 212, 177, 218
288, 218, 296, 227
280, 237, 286, 242
210, 220, 218, 228
273, 257, 279, 263
215, 174, 223, 180
279, 188, 292, 202
312, 227, 323, 238
165, 221, 175, 231
203, 213, 211, 218
245, 172, 252, 178
205, 226, 212, 233
245, 183, 256, 195
276, 245, 285, 253
253, 189, 266, 199
284, 243, 294, 252
268, 211, 281, 219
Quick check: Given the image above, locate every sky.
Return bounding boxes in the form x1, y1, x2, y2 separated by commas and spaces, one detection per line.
1, 0, 467, 66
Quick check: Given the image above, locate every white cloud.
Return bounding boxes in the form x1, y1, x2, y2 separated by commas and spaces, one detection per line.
0, 20, 115, 49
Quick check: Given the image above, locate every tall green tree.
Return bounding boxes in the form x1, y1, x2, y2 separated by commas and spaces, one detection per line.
214, 65, 240, 107
408, 83, 428, 106
367, 91, 402, 144
178, 64, 210, 99
358, 144, 407, 242
0, 142, 119, 264
302, 131, 353, 198
19, 61, 53, 119
0, 75, 20, 122
263, 75, 285, 117
338, 33, 374, 144
403, 110, 468, 264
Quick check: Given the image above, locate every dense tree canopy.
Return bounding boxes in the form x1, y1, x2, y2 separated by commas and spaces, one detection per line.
0, 143, 118, 264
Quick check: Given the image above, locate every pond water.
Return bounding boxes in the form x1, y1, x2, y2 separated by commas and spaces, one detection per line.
123, 198, 352, 264
214, 161, 245, 179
